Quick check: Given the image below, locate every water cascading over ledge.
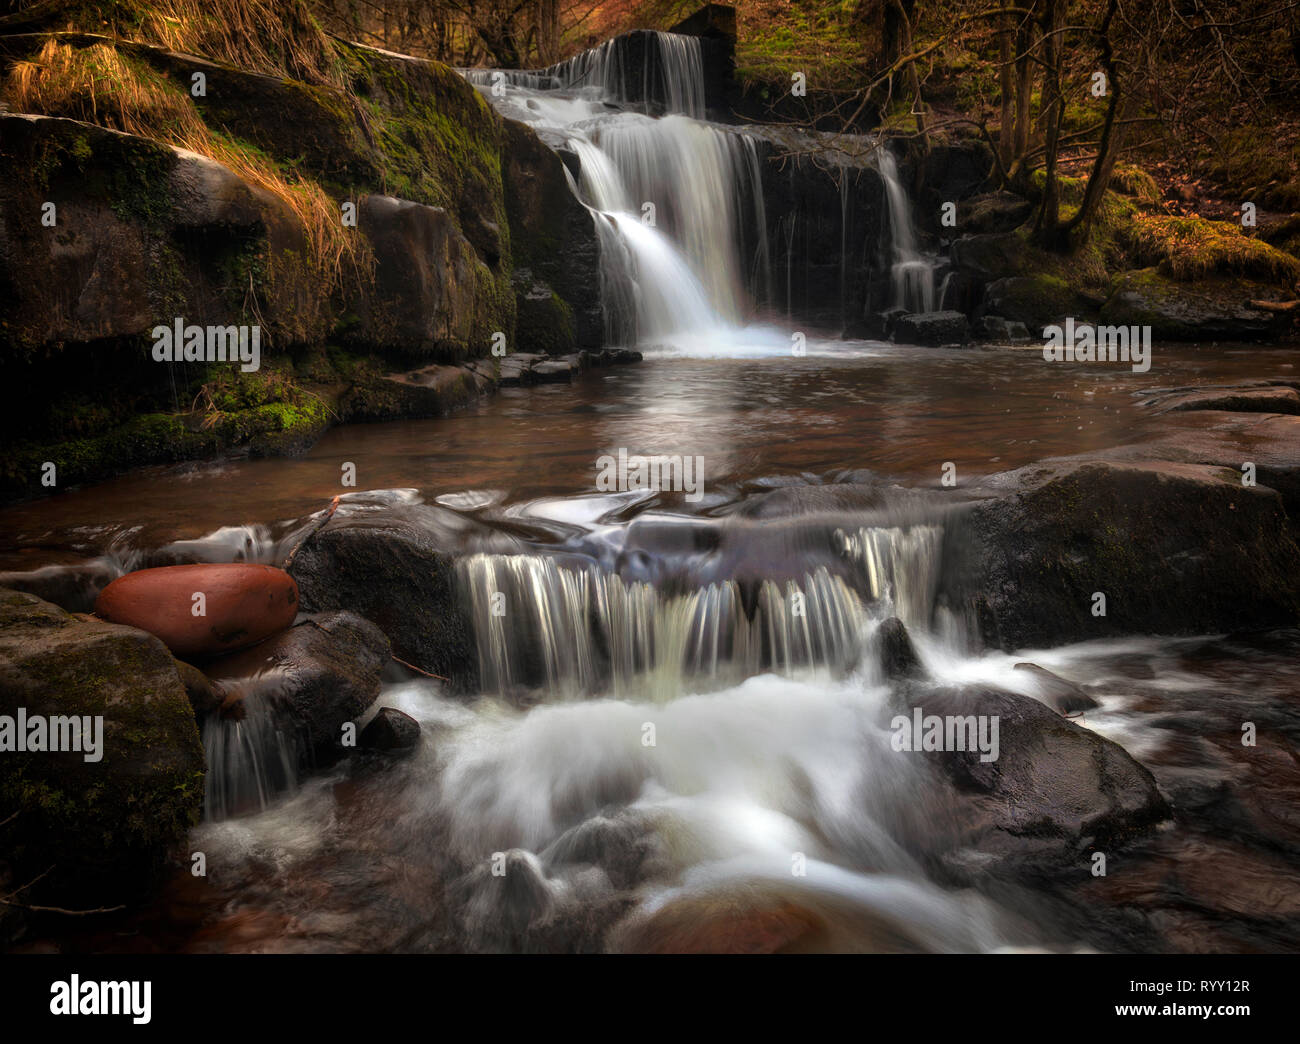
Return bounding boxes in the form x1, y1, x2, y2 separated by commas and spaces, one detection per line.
455, 520, 966, 699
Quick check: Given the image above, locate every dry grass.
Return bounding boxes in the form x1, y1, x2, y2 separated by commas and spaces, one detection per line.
3, 39, 368, 296
1126, 213, 1300, 285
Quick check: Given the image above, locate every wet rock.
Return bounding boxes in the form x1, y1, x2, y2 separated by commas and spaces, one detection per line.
287, 501, 521, 685
205, 611, 388, 766
0, 559, 119, 614
0, 589, 204, 911
174, 657, 224, 717
893, 310, 969, 346
878, 617, 926, 680
1012, 662, 1099, 714
531, 359, 575, 382
971, 315, 1031, 343
93, 563, 299, 659
344, 363, 486, 421
951, 459, 1300, 649
360, 707, 421, 754
1100, 268, 1287, 341
956, 191, 1034, 235
981, 275, 1085, 335
512, 269, 577, 355
347, 194, 485, 360
1148, 386, 1300, 416
913, 685, 1168, 880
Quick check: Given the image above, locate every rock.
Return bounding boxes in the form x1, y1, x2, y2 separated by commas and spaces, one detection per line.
348, 194, 488, 360
956, 191, 1034, 235
1012, 662, 1099, 714
174, 657, 224, 716
500, 118, 604, 347
360, 706, 421, 754
512, 269, 577, 355
892, 310, 969, 346
287, 501, 521, 685
93, 563, 299, 658
971, 315, 1031, 343
343, 363, 486, 421
205, 612, 389, 765
0, 559, 119, 613
912, 685, 1168, 880
531, 359, 575, 382
0, 589, 204, 909
877, 617, 926, 680
1100, 268, 1287, 341
1148, 386, 1300, 416
949, 459, 1300, 650
981, 275, 1084, 335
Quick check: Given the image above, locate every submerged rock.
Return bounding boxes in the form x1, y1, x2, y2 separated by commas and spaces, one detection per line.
0, 589, 204, 914
1012, 662, 1099, 715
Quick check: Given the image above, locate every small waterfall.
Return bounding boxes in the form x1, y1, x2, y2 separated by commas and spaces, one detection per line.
835, 524, 944, 633
201, 680, 298, 822
876, 149, 936, 314
458, 554, 871, 698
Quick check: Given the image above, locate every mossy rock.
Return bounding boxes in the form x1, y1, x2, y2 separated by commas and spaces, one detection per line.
0, 588, 205, 915
982, 274, 1090, 334
1100, 267, 1290, 341
512, 271, 576, 356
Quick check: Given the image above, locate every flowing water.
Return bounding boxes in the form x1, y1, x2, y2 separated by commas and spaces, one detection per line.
7, 34, 1300, 954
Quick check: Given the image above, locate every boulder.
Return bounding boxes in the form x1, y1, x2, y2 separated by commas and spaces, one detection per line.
877, 616, 926, 680
205, 611, 388, 765
93, 563, 299, 658
981, 275, 1084, 335
360, 706, 421, 754
948, 459, 1300, 650
1100, 268, 1287, 341
909, 685, 1168, 880
956, 191, 1034, 235
0, 589, 204, 910
971, 315, 1031, 342
1148, 386, 1300, 416
893, 310, 969, 346
287, 501, 521, 685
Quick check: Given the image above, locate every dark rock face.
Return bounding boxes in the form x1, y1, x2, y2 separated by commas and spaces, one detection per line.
1148, 385, 1300, 416
361, 706, 421, 753
205, 611, 389, 765
981, 275, 1084, 335
1100, 269, 1285, 341
971, 315, 1030, 342
287, 503, 522, 686
347, 194, 487, 361
893, 309, 969, 346
500, 118, 603, 348
511, 268, 577, 355
904, 685, 1168, 881
0, 589, 204, 909
947, 459, 1300, 650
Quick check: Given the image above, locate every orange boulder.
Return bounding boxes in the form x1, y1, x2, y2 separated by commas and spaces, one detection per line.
94, 564, 299, 658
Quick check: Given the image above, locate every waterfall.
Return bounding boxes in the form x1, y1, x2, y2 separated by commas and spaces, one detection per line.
876, 149, 936, 314
201, 680, 298, 822
464, 33, 768, 345
457, 521, 961, 698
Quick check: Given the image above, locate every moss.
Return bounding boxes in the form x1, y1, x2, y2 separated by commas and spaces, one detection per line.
1124, 214, 1300, 285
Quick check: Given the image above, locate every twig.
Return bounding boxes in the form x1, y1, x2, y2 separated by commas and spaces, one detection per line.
391, 654, 449, 682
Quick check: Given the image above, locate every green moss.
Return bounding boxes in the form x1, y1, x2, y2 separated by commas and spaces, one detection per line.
1124, 214, 1300, 284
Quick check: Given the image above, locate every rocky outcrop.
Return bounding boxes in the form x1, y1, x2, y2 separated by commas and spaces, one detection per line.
893, 310, 969, 346
946, 459, 1300, 650
0, 588, 204, 913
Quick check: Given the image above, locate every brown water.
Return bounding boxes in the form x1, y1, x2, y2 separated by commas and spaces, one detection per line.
1, 341, 1295, 565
